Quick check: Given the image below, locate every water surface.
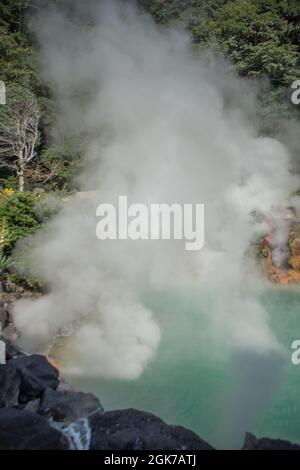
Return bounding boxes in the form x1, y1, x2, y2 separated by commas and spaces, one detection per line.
67, 287, 300, 449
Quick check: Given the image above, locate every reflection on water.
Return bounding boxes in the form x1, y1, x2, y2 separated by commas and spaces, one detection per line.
64, 287, 300, 449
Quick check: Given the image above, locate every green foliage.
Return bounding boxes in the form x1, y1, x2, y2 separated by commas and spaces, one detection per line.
0, 84, 39, 134
40, 142, 81, 191
141, 1, 300, 88
0, 192, 39, 252
141, 0, 185, 24
0, 26, 35, 88
9, 271, 44, 292
140, 0, 300, 135
0, 0, 37, 89
0, 191, 58, 253
208, 1, 300, 86
257, 87, 298, 135
1, 0, 300, 194
0, 254, 14, 273
1, 176, 17, 190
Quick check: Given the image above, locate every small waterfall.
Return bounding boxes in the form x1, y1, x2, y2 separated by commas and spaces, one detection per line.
51, 418, 92, 450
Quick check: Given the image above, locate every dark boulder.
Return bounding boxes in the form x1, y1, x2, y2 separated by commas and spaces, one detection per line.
0, 363, 21, 407
9, 355, 59, 403
38, 387, 103, 423
89, 409, 214, 450
0, 408, 69, 450
243, 432, 300, 450
23, 398, 41, 414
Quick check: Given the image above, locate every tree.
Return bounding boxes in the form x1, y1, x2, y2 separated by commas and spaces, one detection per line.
0, 25, 34, 89
0, 0, 36, 90
209, 1, 300, 86
40, 140, 82, 191
0, 86, 40, 191
140, 1, 300, 88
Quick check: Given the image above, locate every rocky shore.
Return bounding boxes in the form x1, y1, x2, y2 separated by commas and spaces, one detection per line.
0, 336, 299, 451
258, 211, 300, 285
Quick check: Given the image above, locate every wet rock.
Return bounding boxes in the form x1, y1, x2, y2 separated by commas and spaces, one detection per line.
0, 408, 69, 450
243, 432, 300, 450
5, 341, 25, 360
39, 387, 103, 423
89, 409, 214, 450
0, 363, 21, 407
23, 398, 41, 414
9, 355, 59, 403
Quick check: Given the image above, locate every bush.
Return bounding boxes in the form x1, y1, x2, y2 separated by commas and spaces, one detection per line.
0, 190, 59, 254
40, 142, 81, 191
8, 272, 44, 292
0, 254, 14, 274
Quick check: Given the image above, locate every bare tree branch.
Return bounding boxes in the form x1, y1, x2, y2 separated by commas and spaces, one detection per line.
0, 86, 40, 191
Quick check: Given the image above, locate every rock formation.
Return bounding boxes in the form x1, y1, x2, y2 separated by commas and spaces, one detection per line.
257, 209, 300, 284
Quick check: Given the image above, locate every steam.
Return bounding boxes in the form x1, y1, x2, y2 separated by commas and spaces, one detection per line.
14, 0, 296, 418
268, 208, 294, 269
220, 350, 285, 449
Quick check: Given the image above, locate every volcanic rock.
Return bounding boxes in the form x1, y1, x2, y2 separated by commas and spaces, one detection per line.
38, 387, 103, 423
89, 408, 214, 450
9, 354, 59, 403
0, 362, 21, 407
243, 432, 300, 450
0, 408, 69, 450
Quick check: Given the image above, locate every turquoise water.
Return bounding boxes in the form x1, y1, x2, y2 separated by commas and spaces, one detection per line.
68, 288, 300, 449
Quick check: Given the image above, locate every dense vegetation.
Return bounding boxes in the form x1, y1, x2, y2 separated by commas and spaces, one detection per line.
142, 0, 300, 130
0, 0, 299, 275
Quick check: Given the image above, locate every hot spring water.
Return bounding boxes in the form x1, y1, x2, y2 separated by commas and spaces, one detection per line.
64, 287, 300, 449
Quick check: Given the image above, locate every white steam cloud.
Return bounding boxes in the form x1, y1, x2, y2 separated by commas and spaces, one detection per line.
14, 0, 296, 388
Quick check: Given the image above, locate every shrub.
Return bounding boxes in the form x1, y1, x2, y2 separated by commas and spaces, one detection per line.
0, 254, 14, 274
0, 190, 59, 254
